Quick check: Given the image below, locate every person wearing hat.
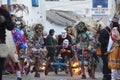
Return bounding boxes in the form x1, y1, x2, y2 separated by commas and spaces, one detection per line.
45, 29, 56, 59
99, 18, 113, 80
106, 18, 120, 80
111, 14, 120, 31
99, 17, 119, 80
45, 29, 56, 74
107, 26, 120, 80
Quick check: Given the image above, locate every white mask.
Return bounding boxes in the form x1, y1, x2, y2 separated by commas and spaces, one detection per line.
62, 32, 67, 38
63, 39, 69, 48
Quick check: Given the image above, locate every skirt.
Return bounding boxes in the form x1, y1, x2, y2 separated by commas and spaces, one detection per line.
108, 46, 120, 69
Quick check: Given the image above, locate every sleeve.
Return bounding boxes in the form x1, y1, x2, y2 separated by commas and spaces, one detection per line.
98, 29, 109, 45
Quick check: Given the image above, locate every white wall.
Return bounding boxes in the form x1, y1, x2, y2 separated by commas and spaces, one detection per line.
2, 0, 115, 35
45, 0, 116, 35
46, 0, 92, 17
46, 0, 115, 17
9, 0, 46, 26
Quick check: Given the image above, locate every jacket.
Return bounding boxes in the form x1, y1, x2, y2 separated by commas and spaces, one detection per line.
99, 27, 111, 54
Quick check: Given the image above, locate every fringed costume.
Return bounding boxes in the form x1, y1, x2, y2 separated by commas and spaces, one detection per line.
30, 24, 47, 77
74, 21, 99, 79
107, 27, 120, 80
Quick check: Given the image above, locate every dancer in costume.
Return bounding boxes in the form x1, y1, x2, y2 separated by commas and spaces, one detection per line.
74, 21, 99, 79
11, 14, 27, 80
107, 21, 120, 80
31, 24, 47, 77
57, 29, 73, 58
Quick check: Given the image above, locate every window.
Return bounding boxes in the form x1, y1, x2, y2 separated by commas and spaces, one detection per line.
32, 0, 39, 7
93, 0, 108, 8
46, 0, 59, 1
7, 0, 11, 5
70, 0, 85, 1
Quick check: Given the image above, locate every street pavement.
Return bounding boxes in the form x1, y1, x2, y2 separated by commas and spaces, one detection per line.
3, 58, 103, 80
3, 71, 103, 80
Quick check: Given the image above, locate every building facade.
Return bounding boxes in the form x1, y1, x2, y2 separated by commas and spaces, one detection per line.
46, 0, 115, 17
1, 0, 46, 26
45, 0, 116, 35
1, 0, 117, 35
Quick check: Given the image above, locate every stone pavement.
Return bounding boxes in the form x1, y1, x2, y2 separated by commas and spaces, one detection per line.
3, 72, 103, 80
3, 57, 103, 80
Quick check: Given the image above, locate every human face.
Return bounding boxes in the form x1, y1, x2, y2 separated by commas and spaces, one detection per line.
51, 32, 55, 36
78, 26, 85, 32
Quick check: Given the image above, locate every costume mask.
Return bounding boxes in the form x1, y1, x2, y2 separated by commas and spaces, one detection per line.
111, 27, 119, 40
61, 31, 67, 38
76, 22, 86, 32
63, 39, 69, 48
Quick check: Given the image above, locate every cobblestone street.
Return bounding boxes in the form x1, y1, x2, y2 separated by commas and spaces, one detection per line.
3, 57, 103, 80
3, 72, 103, 80
3, 58, 103, 80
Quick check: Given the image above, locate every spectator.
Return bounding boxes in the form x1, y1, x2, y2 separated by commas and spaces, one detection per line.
99, 18, 112, 80
45, 29, 56, 69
